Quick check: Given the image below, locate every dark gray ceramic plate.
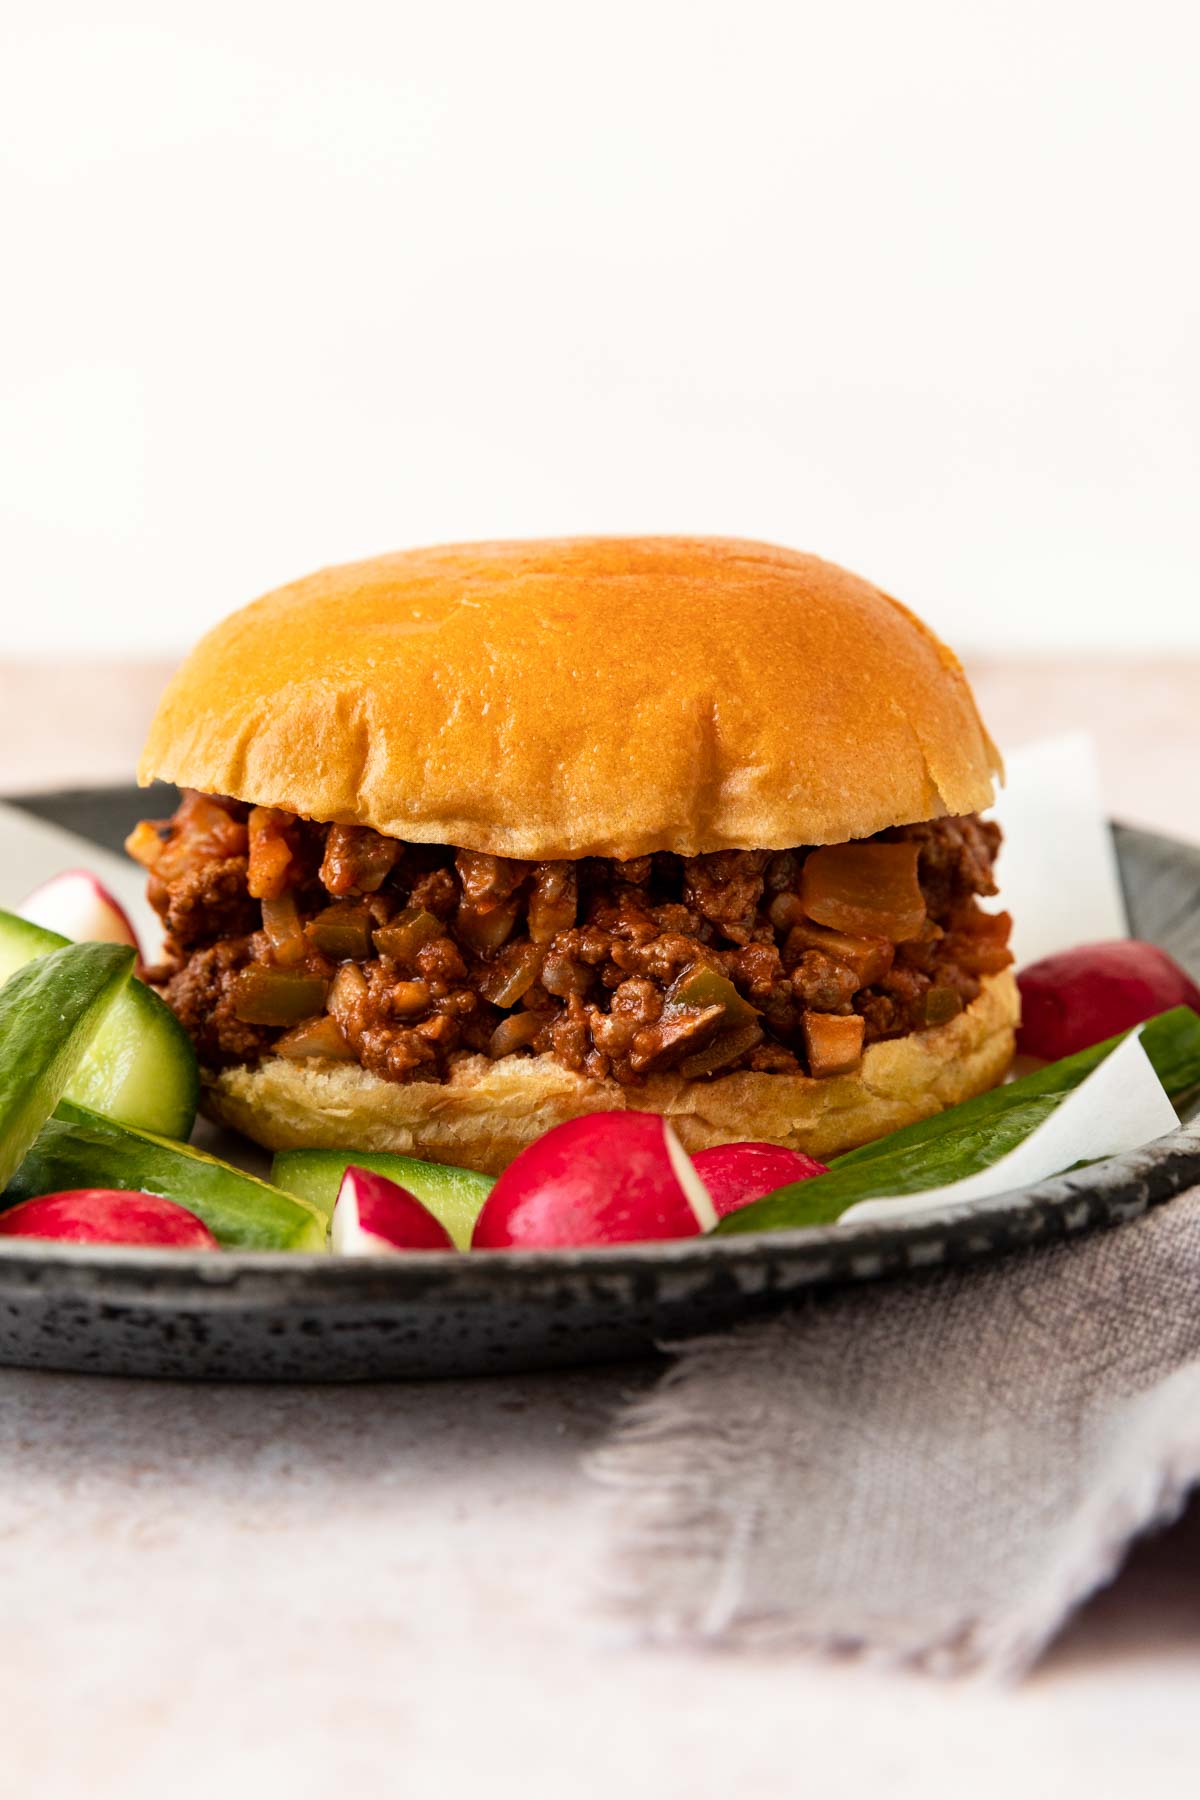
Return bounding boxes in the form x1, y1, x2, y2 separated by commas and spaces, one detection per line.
1, 789, 1198, 1381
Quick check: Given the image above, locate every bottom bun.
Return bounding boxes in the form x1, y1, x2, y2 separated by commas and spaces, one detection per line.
204, 969, 1019, 1176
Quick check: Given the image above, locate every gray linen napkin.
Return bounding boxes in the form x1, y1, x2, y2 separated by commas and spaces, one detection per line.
594, 1188, 1200, 1677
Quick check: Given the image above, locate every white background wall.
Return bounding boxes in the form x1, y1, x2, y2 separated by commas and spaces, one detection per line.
2, 2, 1197, 656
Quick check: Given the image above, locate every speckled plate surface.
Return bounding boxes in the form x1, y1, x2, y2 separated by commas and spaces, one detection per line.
0, 791, 1198, 1381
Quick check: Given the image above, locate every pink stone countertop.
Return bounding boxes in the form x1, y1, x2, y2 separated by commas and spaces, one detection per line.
2, 657, 1199, 1798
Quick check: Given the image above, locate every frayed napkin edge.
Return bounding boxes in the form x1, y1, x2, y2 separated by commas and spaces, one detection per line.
588, 1326, 1200, 1681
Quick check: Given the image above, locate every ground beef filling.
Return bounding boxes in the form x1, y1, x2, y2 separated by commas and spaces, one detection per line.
130, 795, 1013, 1088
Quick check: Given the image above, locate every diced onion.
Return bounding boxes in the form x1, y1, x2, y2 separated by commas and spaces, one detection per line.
391, 980, 431, 1018
478, 943, 543, 1007
261, 892, 306, 965
527, 865, 578, 943
327, 961, 369, 1036
456, 896, 521, 955
802, 1011, 865, 1078
489, 1013, 543, 1058
274, 1017, 357, 1061
799, 844, 926, 942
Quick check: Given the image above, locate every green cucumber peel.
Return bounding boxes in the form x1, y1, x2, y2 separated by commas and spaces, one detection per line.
0, 908, 199, 1139
272, 1148, 494, 1250
0, 942, 135, 1188
5, 1100, 327, 1252
715, 1005, 1200, 1235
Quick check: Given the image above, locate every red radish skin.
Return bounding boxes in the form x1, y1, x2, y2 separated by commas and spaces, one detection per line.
472, 1113, 716, 1250
332, 1166, 455, 1254
0, 1190, 218, 1249
690, 1142, 829, 1218
19, 870, 141, 955
1017, 940, 1200, 1062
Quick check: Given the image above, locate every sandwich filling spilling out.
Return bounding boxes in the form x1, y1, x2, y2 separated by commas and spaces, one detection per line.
129, 794, 1013, 1088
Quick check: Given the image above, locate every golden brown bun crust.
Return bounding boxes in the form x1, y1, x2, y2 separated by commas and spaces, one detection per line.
204, 971, 1018, 1177
139, 537, 1001, 859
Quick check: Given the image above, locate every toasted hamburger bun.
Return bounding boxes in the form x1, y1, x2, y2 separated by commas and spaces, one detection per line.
138, 536, 1002, 860
204, 970, 1019, 1176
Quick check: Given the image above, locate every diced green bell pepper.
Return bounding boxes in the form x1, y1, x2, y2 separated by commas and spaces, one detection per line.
5, 1101, 327, 1252
667, 965, 759, 1030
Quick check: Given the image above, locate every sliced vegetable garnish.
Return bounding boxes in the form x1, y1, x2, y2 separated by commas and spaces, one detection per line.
332, 1167, 455, 1255
838, 1027, 1177, 1226
19, 869, 140, 952
0, 941, 135, 1189
5, 1102, 326, 1252
272, 1148, 493, 1250
690, 1142, 828, 1218
715, 1005, 1200, 1234
1017, 939, 1200, 1061
0, 908, 199, 1139
839, 1004, 1200, 1166
0, 1189, 219, 1250
472, 1113, 714, 1250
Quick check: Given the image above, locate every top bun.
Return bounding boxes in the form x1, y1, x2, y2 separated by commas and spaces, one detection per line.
139, 537, 1001, 860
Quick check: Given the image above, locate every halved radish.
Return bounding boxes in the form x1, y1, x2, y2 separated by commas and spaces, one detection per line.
690, 1142, 828, 1218
19, 871, 140, 955
471, 1113, 716, 1250
331, 1166, 455, 1254
1017, 939, 1200, 1061
0, 1189, 218, 1249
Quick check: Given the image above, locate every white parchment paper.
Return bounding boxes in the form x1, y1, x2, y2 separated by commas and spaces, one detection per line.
988, 730, 1127, 967
839, 1028, 1179, 1226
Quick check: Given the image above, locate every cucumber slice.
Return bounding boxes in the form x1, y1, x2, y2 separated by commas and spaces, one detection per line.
0, 942, 135, 1187
6, 1100, 327, 1252
0, 909, 198, 1140
272, 1149, 494, 1250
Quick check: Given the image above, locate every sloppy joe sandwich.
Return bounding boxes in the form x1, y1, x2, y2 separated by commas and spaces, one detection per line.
129, 537, 1018, 1174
